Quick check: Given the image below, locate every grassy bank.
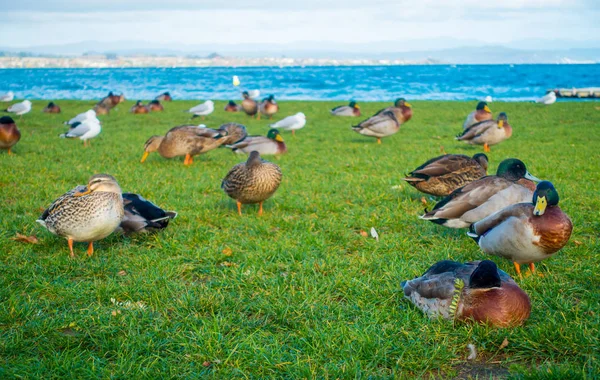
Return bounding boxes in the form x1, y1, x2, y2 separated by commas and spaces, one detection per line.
1, 99, 598, 378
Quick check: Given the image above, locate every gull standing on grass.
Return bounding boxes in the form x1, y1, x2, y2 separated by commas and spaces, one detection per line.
187, 100, 214, 120
0, 91, 15, 102
245, 90, 260, 100
5, 100, 32, 119
270, 112, 306, 136
60, 118, 101, 147
65, 109, 97, 125
536, 91, 556, 105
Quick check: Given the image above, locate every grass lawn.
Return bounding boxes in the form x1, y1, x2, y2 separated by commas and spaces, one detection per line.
1, 99, 599, 378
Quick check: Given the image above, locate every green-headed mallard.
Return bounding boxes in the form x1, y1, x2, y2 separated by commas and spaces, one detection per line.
221, 151, 282, 216
130, 100, 149, 114
242, 91, 258, 117
119, 193, 177, 234
36, 174, 124, 257
375, 98, 413, 123
224, 100, 241, 112
352, 109, 399, 144
402, 260, 530, 327
404, 153, 488, 196
258, 95, 279, 120
331, 101, 361, 117
141, 125, 228, 166
468, 181, 572, 277
0, 116, 20, 154
421, 158, 539, 228
456, 112, 512, 152
42, 101, 61, 114
227, 129, 286, 155
155, 92, 172, 101
463, 101, 492, 130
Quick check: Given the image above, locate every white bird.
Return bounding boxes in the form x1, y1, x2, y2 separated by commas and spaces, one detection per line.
60, 119, 101, 147
485, 95, 493, 103
246, 90, 260, 100
5, 100, 32, 117
64, 109, 97, 125
270, 112, 306, 136
188, 100, 214, 119
0, 91, 14, 102
232, 75, 240, 86
536, 91, 556, 105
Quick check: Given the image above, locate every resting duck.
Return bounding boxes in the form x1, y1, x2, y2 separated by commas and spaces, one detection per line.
404, 153, 488, 197
258, 95, 279, 120
130, 101, 149, 114
402, 260, 531, 327
98, 92, 125, 109
221, 151, 283, 216
141, 125, 228, 166
463, 101, 492, 130
468, 181, 573, 277
192, 123, 248, 146
352, 109, 399, 144
147, 100, 164, 112
241, 91, 258, 117
224, 100, 241, 112
331, 101, 361, 117
421, 158, 539, 228
93, 103, 110, 115
119, 193, 177, 234
0, 116, 21, 154
227, 129, 287, 155
43, 102, 61, 114
457, 112, 512, 152
155, 92, 172, 102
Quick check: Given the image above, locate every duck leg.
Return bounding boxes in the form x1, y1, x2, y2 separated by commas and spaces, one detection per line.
377, 138, 382, 144
292, 130, 295, 137
483, 143, 490, 152
7, 148, 13, 155
258, 202, 263, 216
513, 262, 522, 278
68, 238, 75, 258
184, 154, 192, 166
237, 201, 242, 216
87, 242, 94, 257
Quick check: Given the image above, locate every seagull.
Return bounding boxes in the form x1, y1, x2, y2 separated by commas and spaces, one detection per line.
246, 90, 260, 100
64, 109, 97, 125
485, 95, 493, 103
270, 112, 306, 136
60, 119, 101, 147
0, 91, 14, 102
5, 100, 32, 119
536, 91, 556, 105
188, 100, 214, 120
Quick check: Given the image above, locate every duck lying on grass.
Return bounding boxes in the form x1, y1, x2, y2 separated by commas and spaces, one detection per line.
119, 193, 177, 234
227, 129, 286, 155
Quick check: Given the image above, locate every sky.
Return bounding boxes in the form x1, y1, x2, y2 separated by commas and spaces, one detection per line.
3, 0, 600, 52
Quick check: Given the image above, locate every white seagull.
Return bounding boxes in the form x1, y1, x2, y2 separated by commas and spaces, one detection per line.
246, 90, 260, 100
0, 91, 14, 102
188, 100, 214, 119
536, 91, 556, 105
270, 112, 306, 136
64, 109, 97, 125
60, 119, 101, 147
5, 100, 32, 117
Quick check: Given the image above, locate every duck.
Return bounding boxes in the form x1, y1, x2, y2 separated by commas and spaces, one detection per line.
130, 100, 149, 114
119, 193, 177, 234
98, 92, 125, 109
467, 181, 573, 277
330, 101, 361, 117
241, 91, 258, 117
536, 91, 556, 105
456, 112, 512, 152
0, 116, 21, 155
258, 95, 279, 120
227, 129, 287, 155
224, 100, 241, 112
0, 91, 14, 102
147, 100, 164, 112
374, 98, 413, 123
187, 100, 214, 120
270, 112, 306, 136
141, 125, 228, 166
93, 103, 110, 115
60, 118, 102, 147
36, 174, 124, 257
5, 100, 32, 119
402, 260, 531, 327
155, 92, 172, 102
352, 109, 399, 144
217, 123, 248, 145
420, 158, 540, 228
42, 101, 61, 114
404, 153, 488, 197
463, 101, 492, 130
222, 151, 283, 216
65, 109, 97, 125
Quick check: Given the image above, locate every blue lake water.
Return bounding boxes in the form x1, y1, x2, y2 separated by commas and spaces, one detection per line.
1, 64, 598, 102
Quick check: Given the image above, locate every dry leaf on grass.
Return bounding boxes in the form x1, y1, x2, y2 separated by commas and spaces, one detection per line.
220, 261, 237, 267
420, 197, 428, 206
359, 230, 368, 237
11, 233, 39, 244
202, 361, 211, 367
222, 247, 233, 256
117, 270, 127, 276
573, 240, 583, 246
499, 338, 509, 350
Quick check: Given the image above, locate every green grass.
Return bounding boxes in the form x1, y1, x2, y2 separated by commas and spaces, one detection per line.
1, 99, 599, 378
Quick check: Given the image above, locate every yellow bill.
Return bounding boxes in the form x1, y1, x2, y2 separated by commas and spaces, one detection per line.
484, 105, 491, 113
140, 151, 149, 163
533, 195, 547, 216
275, 134, 284, 142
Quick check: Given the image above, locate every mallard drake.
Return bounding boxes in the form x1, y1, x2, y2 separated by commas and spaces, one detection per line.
404, 153, 488, 197
352, 109, 399, 144
188, 100, 214, 120
463, 101, 492, 130
224, 100, 241, 112
0, 116, 20, 154
36, 174, 124, 257
402, 260, 531, 327
258, 95, 279, 120
221, 151, 282, 216
5, 100, 32, 119
242, 91, 258, 117
60, 119, 101, 147
141, 125, 228, 166
421, 158, 539, 228
65, 109, 97, 125
147, 100, 164, 112
456, 112, 512, 152
468, 181, 573, 277
227, 129, 286, 155
217, 123, 248, 145
155, 92, 172, 102
331, 101, 361, 117
119, 193, 177, 234
42, 101, 61, 114
391, 98, 413, 122
130, 100, 149, 114
270, 112, 306, 136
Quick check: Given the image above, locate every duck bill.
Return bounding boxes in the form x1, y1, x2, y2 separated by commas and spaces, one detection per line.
74, 188, 92, 197
533, 195, 547, 216
140, 151, 149, 163
275, 135, 284, 142
484, 105, 491, 113
498, 120, 504, 128
404, 102, 412, 108
524, 172, 541, 182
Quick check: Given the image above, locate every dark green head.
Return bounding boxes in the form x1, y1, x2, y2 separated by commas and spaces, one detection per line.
469, 260, 501, 289
497, 112, 508, 121
349, 101, 356, 107
150, 100, 160, 105
228, 100, 236, 106
395, 98, 411, 108
496, 158, 540, 182
476, 101, 491, 113
472, 153, 489, 172
533, 181, 559, 216
242, 91, 249, 98
47, 101, 56, 107
136, 100, 142, 105
267, 128, 284, 142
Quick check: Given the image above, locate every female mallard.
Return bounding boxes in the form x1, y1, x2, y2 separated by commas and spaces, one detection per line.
221, 151, 282, 216
147, 100, 164, 112
456, 112, 512, 152
36, 174, 124, 257
224, 100, 241, 112
352, 109, 399, 144
130, 100, 149, 114
140, 125, 228, 166
0, 116, 21, 154
421, 158, 539, 228
43, 102, 61, 114
241, 91, 258, 117
227, 129, 286, 155
402, 260, 531, 327
468, 181, 572, 277
155, 92, 172, 102
94, 103, 110, 115
404, 153, 488, 197
119, 193, 177, 234
258, 95, 279, 120
331, 101, 361, 117
463, 101, 492, 130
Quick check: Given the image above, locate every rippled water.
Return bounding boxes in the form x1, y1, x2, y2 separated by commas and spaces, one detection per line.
1, 64, 598, 101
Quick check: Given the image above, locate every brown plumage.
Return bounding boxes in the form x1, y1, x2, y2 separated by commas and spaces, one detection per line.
404, 153, 488, 196
130, 101, 149, 114
148, 100, 164, 112
241, 92, 258, 117
221, 151, 282, 215
155, 92, 172, 102
0, 116, 20, 154
376, 98, 413, 123
258, 95, 279, 120
224, 100, 241, 112
98, 92, 125, 109
93, 103, 110, 115
42, 102, 61, 113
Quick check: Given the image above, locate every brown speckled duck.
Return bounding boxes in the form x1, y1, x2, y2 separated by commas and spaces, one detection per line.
0, 116, 20, 154
468, 181, 573, 277
241, 91, 258, 117
463, 101, 492, 130
402, 260, 531, 327
42, 102, 61, 114
456, 112, 512, 152
376, 98, 413, 123
258, 95, 279, 120
221, 151, 282, 216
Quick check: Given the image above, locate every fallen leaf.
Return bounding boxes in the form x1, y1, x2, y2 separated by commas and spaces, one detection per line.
420, 197, 428, 206
11, 233, 39, 244
111, 310, 118, 316
220, 261, 238, 267
117, 270, 127, 276
499, 338, 509, 350
359, 230, 368, 237
573, 240, 582, 246
202, 361, 211, 367
370, 227, 379, 241
467, 343, 477, 360
222, 247, 233, 256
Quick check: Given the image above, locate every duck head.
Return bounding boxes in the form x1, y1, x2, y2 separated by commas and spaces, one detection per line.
497, 112, 508, 128
496, 158, 540, 182
533, 181, 559, 216
395, 98, 412, 108
140, 135, 164, 162
472, 153, 489, 173
267, 129, 284, 142
75, 174, 122, 196
476, 101, 491, 113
